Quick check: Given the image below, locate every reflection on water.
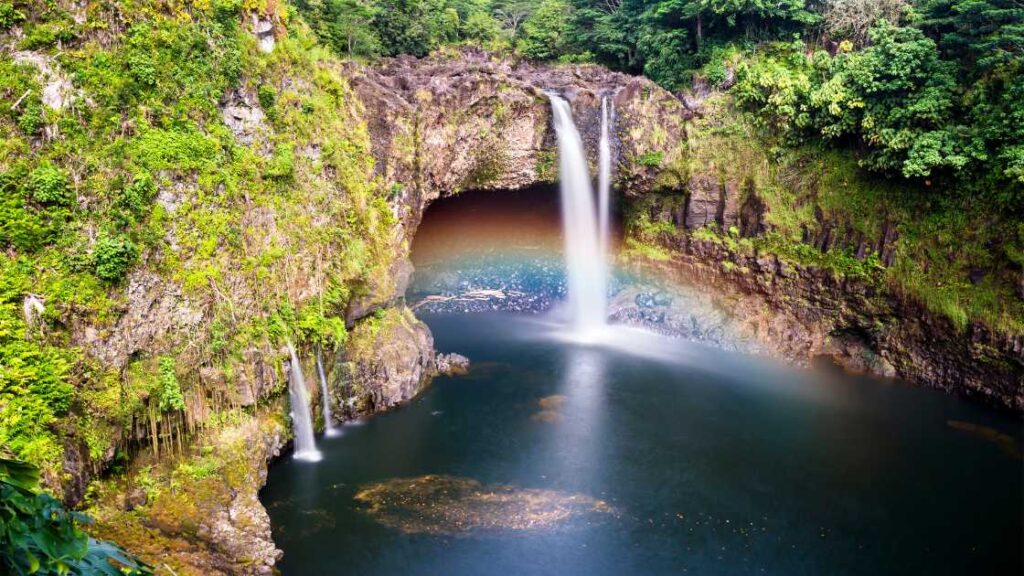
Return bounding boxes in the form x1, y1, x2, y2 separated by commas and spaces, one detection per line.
355, 475, 616, 535
947, 420, 1022, 460
262, 313, 1023, 576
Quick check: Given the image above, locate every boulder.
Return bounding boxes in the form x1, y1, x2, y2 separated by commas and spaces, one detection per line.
436, 352, 470, 375
336, 307, 437, 417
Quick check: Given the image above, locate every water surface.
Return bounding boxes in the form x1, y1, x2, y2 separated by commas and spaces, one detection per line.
262, 313, 1023, 575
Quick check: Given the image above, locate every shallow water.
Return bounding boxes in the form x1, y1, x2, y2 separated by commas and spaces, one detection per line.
262, 313, 1022, 575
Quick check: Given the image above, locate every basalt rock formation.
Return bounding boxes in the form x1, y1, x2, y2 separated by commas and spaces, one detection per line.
623, 204, 1024, 411
339, 48, 688, 322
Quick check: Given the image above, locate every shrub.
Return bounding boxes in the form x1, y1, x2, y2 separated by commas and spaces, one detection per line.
115, 172, 157, 217
27, 163, 72, 206
132, 128, 219, 171
93, 235, 138, 281
257, 84, 276, 110
0, 2, 25, 29
264, 144, 295, 180
16, 99, 43, 136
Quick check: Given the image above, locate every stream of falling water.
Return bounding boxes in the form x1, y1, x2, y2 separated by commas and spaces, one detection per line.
547, 93, 608, 335
598, 95, 613, 267
287, 341, 322, 462
316, 348, 340, 437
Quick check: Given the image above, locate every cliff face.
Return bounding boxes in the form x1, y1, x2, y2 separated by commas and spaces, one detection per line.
336, 48, 688, 322
348, 48, 686, 202
616, 237, 1024, 410
616, 91, 1023, 410
8, 35, 688, 573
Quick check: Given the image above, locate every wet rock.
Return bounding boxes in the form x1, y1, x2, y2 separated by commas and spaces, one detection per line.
608, 284, 752, 351
436, 352, 470, 375
335, 307, 437, 417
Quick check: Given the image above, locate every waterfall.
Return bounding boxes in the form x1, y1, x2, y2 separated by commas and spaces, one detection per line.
316, 348, 340, 437
547, 93, 607, 334
598, 96, 613, 264
287, 341, 322, 462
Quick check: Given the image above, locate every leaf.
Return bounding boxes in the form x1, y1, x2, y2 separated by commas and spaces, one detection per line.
0, 458, 41, 492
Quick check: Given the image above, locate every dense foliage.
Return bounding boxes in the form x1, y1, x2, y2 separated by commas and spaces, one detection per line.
0, 458, 150, 575
295, 0, 1022, 201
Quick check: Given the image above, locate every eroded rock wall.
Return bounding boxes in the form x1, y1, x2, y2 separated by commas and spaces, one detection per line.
620, 234, 1024, 410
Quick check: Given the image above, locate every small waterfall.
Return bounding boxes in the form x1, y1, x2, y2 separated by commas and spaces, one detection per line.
287, 341, 322, 462
598, 96, 613, 263
547, 93, 607, 334
316, 348, 340, 437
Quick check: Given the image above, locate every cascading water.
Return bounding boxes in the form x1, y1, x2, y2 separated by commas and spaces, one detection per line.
547, 93, 608, 335
316, 348, 339, 437
286, 341, 322, 462
598, 96, 613, 264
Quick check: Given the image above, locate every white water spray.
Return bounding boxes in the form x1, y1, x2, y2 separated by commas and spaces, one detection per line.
598, 96, 613, 264
287, 341, 322, 462
316, 348, 340, 437
547, 93, 608, 334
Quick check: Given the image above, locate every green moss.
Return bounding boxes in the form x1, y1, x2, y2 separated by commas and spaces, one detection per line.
0, 0, 404, 491
637, 150, 663, 167
536, 149, 556, 181
623, 237, 671, 261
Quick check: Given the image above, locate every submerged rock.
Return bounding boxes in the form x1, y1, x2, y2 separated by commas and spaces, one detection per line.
354, 475, 616, 535
531, 395, 567, 423
947, 420, 1022, 460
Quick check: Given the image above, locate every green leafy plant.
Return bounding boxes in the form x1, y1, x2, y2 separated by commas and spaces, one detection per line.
28, 163, 73, 207
157, 357, 185, 412
0, 458, 151, 575
637, 150, 664, 167
0, 2, 25, 29
257, 84, 277, 110
93, 234, 138, 282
